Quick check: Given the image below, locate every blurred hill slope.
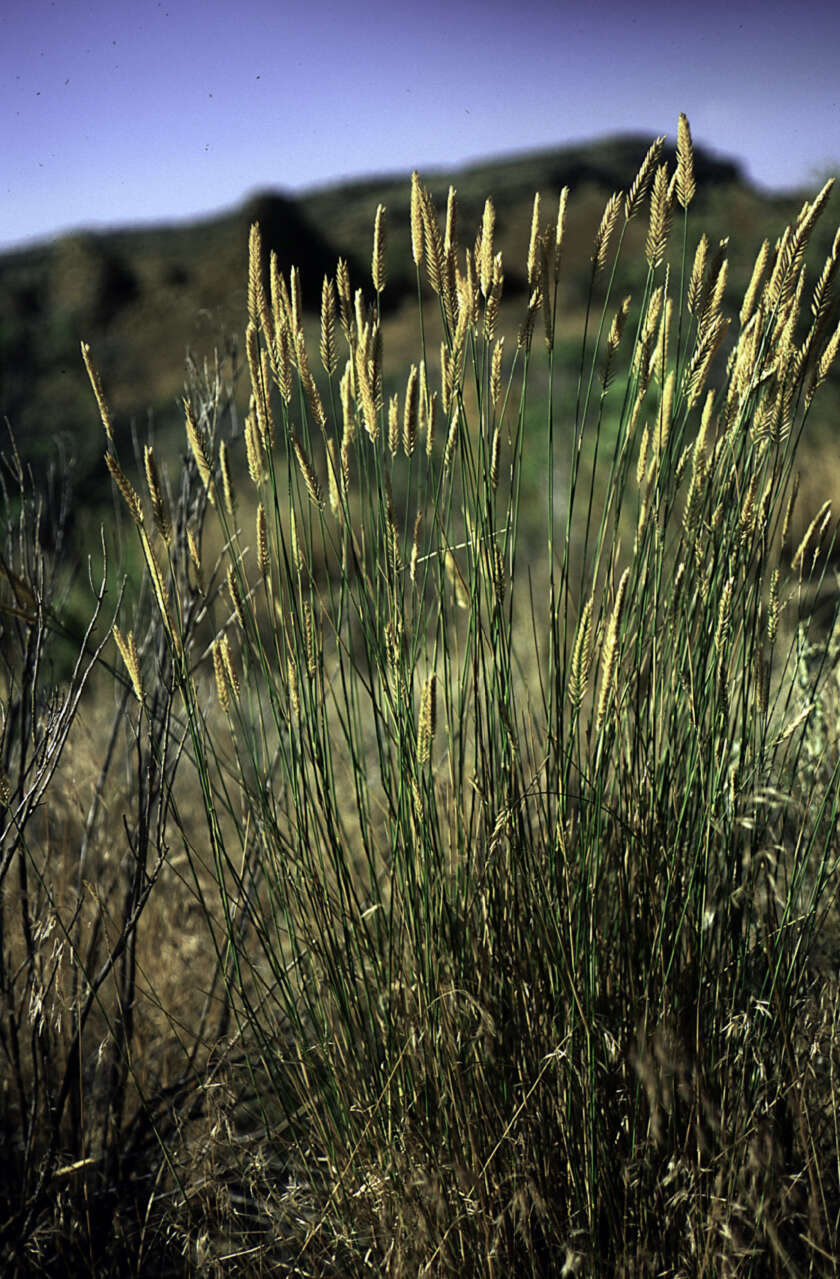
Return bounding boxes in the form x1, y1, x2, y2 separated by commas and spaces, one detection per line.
0, 134, 833, 510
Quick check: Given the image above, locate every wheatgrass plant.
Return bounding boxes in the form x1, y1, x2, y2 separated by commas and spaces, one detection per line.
89, 119, 840, 1274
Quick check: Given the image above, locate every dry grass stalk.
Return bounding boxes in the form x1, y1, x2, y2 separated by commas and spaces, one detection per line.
490, 424, 501, 491
417, 673, 438, 765
410, 170, 424, 266
219, 438, 236, 520
636, 475, 653, 550
518, 288, 541, 351
326, 437, 341, 516
303, 600, 316, 676
248, 223, 271, 336
340, 360, 355, 447
184, 399, 216, 504
608, 295, 632, 357
625, 385, 646, 449
294, 330, 326, 429
354, 344, 379, 442
269, 249, 287, 329
484, 253, 504, 342
277, 260, 296, 334
791, 500, 831, 572
227, 563, 247, 628
625, 136, 664, 221
710, 255, 729, 320
771, 180, 835, 312
372, 203, 387, 294
643, 284, 665, 343
444, 185, 458, 257
740, 239, 770, 327
808, 226, 840, 335
451, 297, 469, 371
259, 348, 276, 448
320, 276, 338, 376
444, 548, 469, 609
81, 340, 114, 440
479, 197, 496, 298
676, 112, 696, 209
693, 237, 730, 327
443, 405, 459, 469
527, 193, 541, 286
271, 319, 293, 404
492, 539, 505, 606
772, 699, 814, 748
634, 287, 663, 390
113, 626, 144, 703
653, 369, 675, 461
418, 357, 428, 420
687, 234, 709, 317
291, 434, 325, 509
683, 391, 714, 536
143, 446, 172, 545
603, 295, 632, 387
645, 165, 672, 269
187, 526, 201, 579
340, 431, 352, 501
731, 310, 763, 399
212, 633, 239, 709
246, 322, 269, 445
569, 597, 594, 710
409, 510, 423, 584
289, 508, 301, 578
256, 503, 269, 580
213, 639, 230, 710
596, 567, 630, 731
465, 252, 480, 327
384, 474, 402, 575
421, 388, 434, 460
490, 337, 504, 411
554, 185, 569, 272
636, 422, 651, 487
768, 567, 780, 645
739, 470, 760, 538
714, 576, 734, 655
220, 632, 239, 701
289, 265, 302, 335
335, 256, 352, 341
780, 472, 800, 553
440, 342, 452, 416
371, 322, 384, 411
143, 530, 182, 659
592, 192, 622, 276
810, 317, 840, 399
403, 364, 418, 457
685, 315, 731, 409
649, 289, 673, 383
105, 452, 144, 526
420, 184, 446, 307
244, 410, 266, 487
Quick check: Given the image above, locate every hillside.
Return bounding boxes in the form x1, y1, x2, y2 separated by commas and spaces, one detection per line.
0, 134, 834, 515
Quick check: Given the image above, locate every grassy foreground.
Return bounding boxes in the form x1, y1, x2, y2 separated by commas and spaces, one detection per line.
3, 115, 840, 1275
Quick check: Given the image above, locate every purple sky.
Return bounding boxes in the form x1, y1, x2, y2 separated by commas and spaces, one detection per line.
2, 0, 839, 254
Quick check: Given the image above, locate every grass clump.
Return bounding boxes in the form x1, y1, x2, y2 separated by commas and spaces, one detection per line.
4, 115, 840, 1275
